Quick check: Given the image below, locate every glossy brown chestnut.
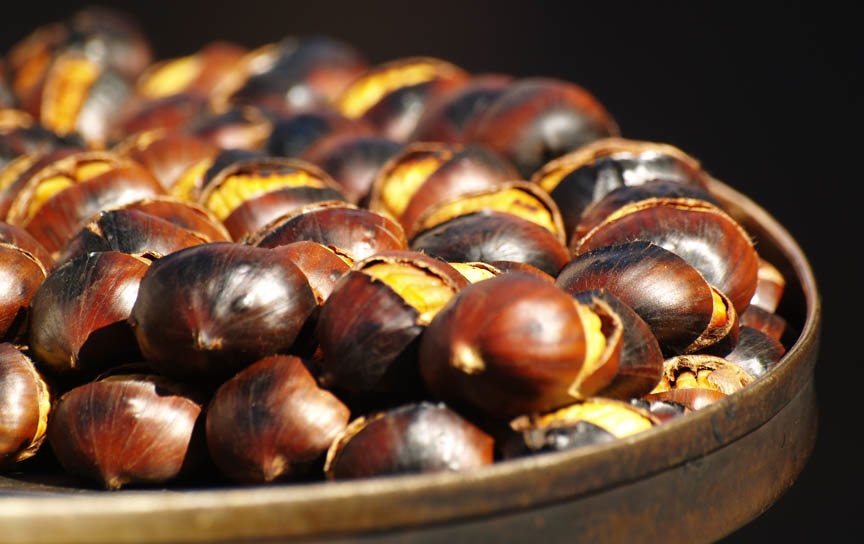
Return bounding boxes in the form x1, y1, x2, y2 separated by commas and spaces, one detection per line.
724, 325, 787, 378
419, 273, 623, 421
570, 196, 759, 315
270, 241, 353, 305
213, 36, 370, 115
205, 354, 350, 484
302, 132, 404, 206
111, 195, 232, 244
170, 147, 269, 203
572, 289, 665, 400
531, 137, 711, 240
643, 354, 755, 411
0, 343, 51, 467
739, 304, 788, 343
410, 209, 570, 278
315, 250, 468, 401
324, 401, 494, 480
410, 180, 566, 243
750, 257, 787, 313
47, 372, 202, 490
54, 208, 210, 267
185, 104, 273, 151
112, 93, 212, 142
0, 220, 54, 271
5, 150, 166, 254
28, 250, 149, 380
114, 130, 222, 193
265, 108, 375, 159
128, 242, 317, 381
409, 73, 514, 144
463, 77, 620, 178
556, 240, 739, 357
0, 242, 48, 343
0, 146, 84, 223
367, 141, 519, 236
334, 56, 470, 142
247, 201, 408, 262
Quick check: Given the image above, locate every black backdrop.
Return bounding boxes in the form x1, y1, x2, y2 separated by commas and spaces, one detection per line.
2, 1, 859, 541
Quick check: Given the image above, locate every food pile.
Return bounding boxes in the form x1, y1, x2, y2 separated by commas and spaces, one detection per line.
0, 7, 791, 490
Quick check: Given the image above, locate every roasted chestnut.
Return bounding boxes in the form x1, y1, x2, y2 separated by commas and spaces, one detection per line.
109, 195, 232, 244
463, 77, 620, 178
334, 56, 470, 142
531, 137, 711, 240
556, 241, 739, 357
185, 104, 273, 151
324, 401, 494, 480
113, 130, 222, 193
128, 242, 317, 381
419, 273, 623, 421
367, 141, 519, 236
265, 108, 374, 159
643, 354, 755, 410
315, 250, 468, 402
0, 242, 49, 343
724, 325, 787, 378
28, 250, 149, 381
0, 343, 51, 467
502, 397, 658, 459
205, 354, 350, 484
570, 197, 759, 315
47, 371, 202, 490
247, 201, 408, 261
301, 132, 404, 206
410, 209, 570, 278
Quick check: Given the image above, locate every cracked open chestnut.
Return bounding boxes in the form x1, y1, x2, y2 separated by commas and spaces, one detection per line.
315, 250, 468, 404
556, 240, 739, 357
128, 242, 317, 381
643, 354, 755, 411
419, 273, 623, 421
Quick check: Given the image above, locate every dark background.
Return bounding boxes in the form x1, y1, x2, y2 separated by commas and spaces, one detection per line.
2, 1, 858, 541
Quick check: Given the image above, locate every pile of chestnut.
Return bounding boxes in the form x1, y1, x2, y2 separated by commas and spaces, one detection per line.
0, 7, 790, 491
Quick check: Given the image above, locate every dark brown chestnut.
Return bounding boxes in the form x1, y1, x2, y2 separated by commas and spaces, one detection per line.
367, 141, 519, 236
205, 354, 350, 484
410, 180, 566, 243
128, 242, 317, 381
185, 104, 273, 151
409, 73, 514, 144
323, 401, 494, 480
54, 207, 210, 267
109, 195, 233, 244
213, 36, 370, 115
315, 250, 468, 402
0, 343, 51, 467
271, 241, 353, 305
463, 77, 620, 178
570, 197, 759, 315
556, 241, 739, 357
0, 220, 54, 271
531, 137, 711, 240
0, 242, 48, 343
247, 201, 408, 261
265, 108, 375, 159
419, 273, 623, 421
301, 132, 404, 206
113, 130, 222, 193
750, 257, 786, 313
112, 93, 212, 142
724, 325, 787, 378
47, 371, 202, 490
410, 209, 570, 278
334, 57, 470, 142
28, 250, 149, 381
5, 150, 166, 255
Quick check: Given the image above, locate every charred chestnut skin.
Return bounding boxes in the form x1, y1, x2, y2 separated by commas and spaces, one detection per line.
0, 343, 51, 467
47, 372, 202, 490
129, 242, 317, 382
205, 354, 350, 484
324, 401, 494, 480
